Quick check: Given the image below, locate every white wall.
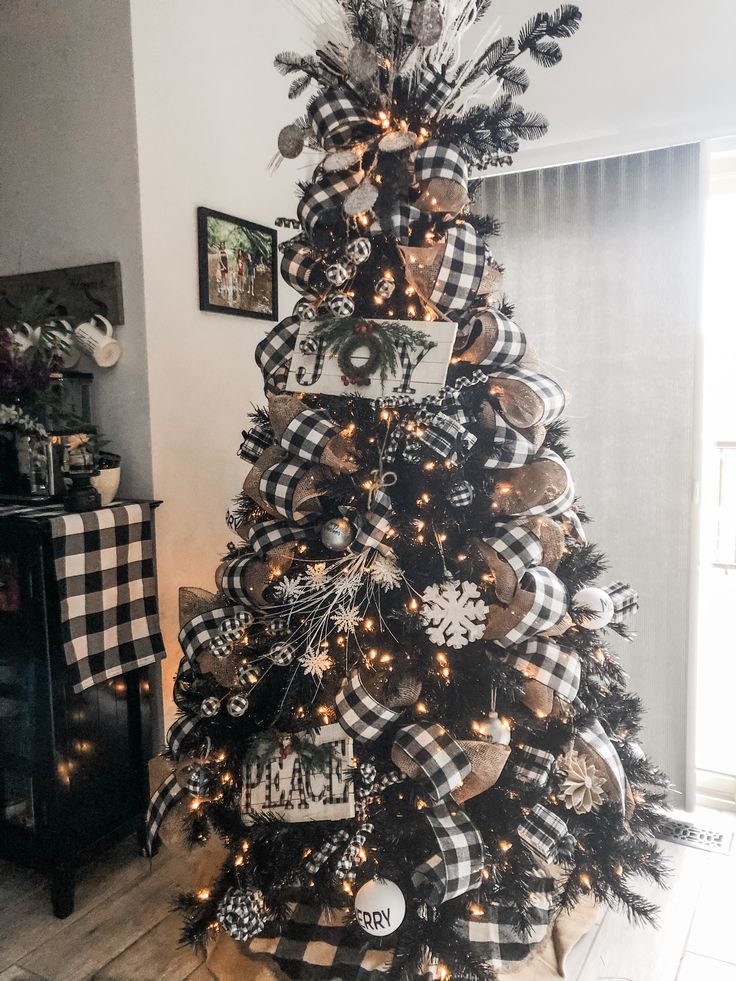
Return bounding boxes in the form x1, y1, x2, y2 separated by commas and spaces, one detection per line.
477, 0, 736, 172
129, 0, 305, 728
0, 0, 152, 499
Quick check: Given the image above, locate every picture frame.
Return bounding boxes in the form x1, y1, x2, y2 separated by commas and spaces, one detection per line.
197, 207, 278, 321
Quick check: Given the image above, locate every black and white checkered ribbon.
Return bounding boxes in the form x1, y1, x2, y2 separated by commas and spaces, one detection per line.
219, 550, 261, 607
178, 605, 245, 666
493, 568, 569, 648
259, 457, 310, 519
503, 639, 581, 704
577, 718, 627, 814
144, 770, 185, 858
334, 823, 373, 881
525, 450, 576, 518
563, 508, 587, 544
413, 408, 477, 463
304, 830, 351, 875
511, 743, 556, 788
351, 489, 394, 554
414, 67, 455, 114
414, 140, 468, 194
454, 308, 527, 369
247, 517, 317, 557
372, 194, 423, 241
298, 171, 363, 238
166, 714, 200, 756
280, 239, 326, 294
335, 669, 403, 742
604, 581, 639, 621
255, 316, 300, 394
393, 723, 470, 802
518, 803, 570, 863
483, 417, 537, 470
491, 366, 566, 427
412, 800, 484, 905
429, 223, 486, 314
485, 520, 544, 585
279, 406, 338, 463
309, 86, 375, 149
239, 425, 273, 463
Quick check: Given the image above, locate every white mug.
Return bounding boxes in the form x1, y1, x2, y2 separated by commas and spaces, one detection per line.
5, 322, 35, 355
35, 320, 81, 369
74, 315, 121, 368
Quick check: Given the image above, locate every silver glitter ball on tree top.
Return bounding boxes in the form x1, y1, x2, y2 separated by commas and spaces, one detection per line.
347, 39, 379, 84
409, 0, 444, 46
277, 123, 306, 159
321, 516, 356, 551
375, 276, 395, 299
294, 297, 319, 322
345, 237, 372, 265
326, 261, 354, 287
328, 293, 355, 317
227, 694, 250, 717
200, 696, 221, 717
269, 641, 296, 666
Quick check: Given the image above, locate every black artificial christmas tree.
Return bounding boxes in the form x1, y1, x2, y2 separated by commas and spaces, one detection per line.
146, 3, 669, 978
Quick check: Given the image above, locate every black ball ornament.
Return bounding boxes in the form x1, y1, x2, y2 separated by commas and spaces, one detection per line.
227, 694, 250, 717
269, 641, 296, 666
200, 696, 221, 717
321, 516, 356, 552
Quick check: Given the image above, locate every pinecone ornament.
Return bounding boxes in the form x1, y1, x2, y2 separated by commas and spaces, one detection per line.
216, 887, 269, 941
560, 750, 604, 814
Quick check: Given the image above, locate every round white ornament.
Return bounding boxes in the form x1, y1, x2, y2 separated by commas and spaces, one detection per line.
572, 587, 614, 629
355, 878, 406, 936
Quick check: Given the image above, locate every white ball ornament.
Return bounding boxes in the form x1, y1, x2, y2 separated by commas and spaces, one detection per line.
355, 878, 406, 937
572, 587, 615, 629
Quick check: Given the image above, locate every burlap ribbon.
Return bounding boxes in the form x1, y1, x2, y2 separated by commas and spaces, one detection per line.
472, 517, 564, 603
485, 567, 569, 648
454, 308, 527, 370
242, 445, 331, 520
268, 394, 358, 473
489, 366, 566, 429
399, 222, 486, 315
502, 638, 582, 719
489, 449, 575, 519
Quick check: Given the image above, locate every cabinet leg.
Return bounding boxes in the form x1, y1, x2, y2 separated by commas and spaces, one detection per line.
51, 864, 76, 918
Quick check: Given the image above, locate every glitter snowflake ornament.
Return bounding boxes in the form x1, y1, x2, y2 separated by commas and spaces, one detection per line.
304, 563, 329, 591
331, 605, 362, 633
420, 579, 489, 650
299, 648, 334, 680
273, 575, 305, 602
560, 750, 605, 814
369, 554, 402, 590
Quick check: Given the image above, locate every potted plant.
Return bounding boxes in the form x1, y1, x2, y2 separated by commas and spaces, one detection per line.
90, 446, 122, 506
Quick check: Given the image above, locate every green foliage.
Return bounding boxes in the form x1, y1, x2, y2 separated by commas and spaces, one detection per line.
310, 318, 436, 384
206, 219, 273, 261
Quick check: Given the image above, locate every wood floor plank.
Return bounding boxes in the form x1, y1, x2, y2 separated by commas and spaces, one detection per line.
0, 840, 167, 973
183, 966, 215, 980
0, 967, 45, 981
0, 863, 45, 913
684, 847, 736, 966
91, 911, 204, 981
575, 842, 703, 981
19, 859, 180, 981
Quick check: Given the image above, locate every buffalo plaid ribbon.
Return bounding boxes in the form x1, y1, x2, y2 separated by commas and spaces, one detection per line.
493, 568, 569, 648
178, 605, 244, 665
518, 803, 570, 862
413, 408, 477, 463
144, 770, 185, 858
351, 489, 394, 554
604, 581, 640, 621
335, 669, 403, 742
248, 903, 394, 979
256, 316, 300, 393
239, 425, 273, 463
372, 194, 422, 241
247, 517, 317, 557
525, 450, 576, 518
310, 86, 375, 149
430, 223, 486, 314
259, 457, 309, 519
280, 407, 337, 463
414, 140, 469, 191
220, 550, 260, 606
304, 830, 351, 875
511, 743, 556, 788
334, 823, 373, 881
412, 800, 484, 904
483, 417, 536, 469
492, 366, 566, 426
456, 871, 558, 971
454, 308, 527, 369
39, 503, 165, 693
393, 723, 470, 801
414, 67, 455, 114
298, 171, 363, 238
486, 520, 544, 584
280, 239, 325, 295
504, 639, 581, 705
577, 719, 627, 814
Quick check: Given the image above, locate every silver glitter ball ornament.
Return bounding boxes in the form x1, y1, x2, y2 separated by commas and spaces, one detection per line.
321, 517, 356, 551
375, 277, 395, 299
345, 237, 372, 265
347, 39, 379, 84
278, 123, 306, 159
227, 694, 250, 717
328, 293, 355, 318
326, 261, 354, 287
343, 182, 379, 218
200, 696, 221, 717
269, 641, 296, 666
409, 0, 444, 46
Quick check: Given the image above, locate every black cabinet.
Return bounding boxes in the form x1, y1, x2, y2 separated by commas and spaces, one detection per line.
0, 507, 158, 917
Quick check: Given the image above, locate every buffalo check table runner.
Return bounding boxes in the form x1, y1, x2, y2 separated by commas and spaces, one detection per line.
0, 502, 165, 692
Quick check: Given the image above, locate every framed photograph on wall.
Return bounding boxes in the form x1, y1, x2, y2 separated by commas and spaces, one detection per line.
197, 207, 278, 321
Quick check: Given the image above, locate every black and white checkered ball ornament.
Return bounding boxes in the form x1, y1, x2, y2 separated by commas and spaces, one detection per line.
328, 292, 355, 317
269, 641, 296, 666
326, 261, 354, 287
299, 335, 321, 355
182, 763, 217, 798
210, 635, 233, 658
345, 236, 372, 264
236, 662, 262, 686
448, 480, 475, 508
227, 693, 250, 717
200, 696, 221, 717
266, 617, 289, 637
217, 887, 268, 942
375, 277, 395, 299
220, 614, 251, 644
294, 297, 320, 322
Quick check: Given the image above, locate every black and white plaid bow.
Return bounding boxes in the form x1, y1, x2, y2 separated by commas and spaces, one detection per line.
334, 823, 373, 881
372, 194, 423, 241
255, 316, 300, 393
454, 308, 527, 369
414, 140, 469, 192
430, 223, 486, 314
298, 171, 363, 238
494, 568, 569, 647
393, 723, 470, 802
503, 639, 581, 705
350, 489, 394, 554
309, 86, 375, 149
412, 408, 477, 463
239, 424, 273, 463
412, 800, 484, 904
280, 238, 326, 294
304, 830, 351, 876
259, 457, 310, 519
486, 520, 544, 585
414, 67, 455, 115
335, 669, 403, 742
492, 365, 566, 427
518, 803, 570, 862
511, 743, 556, 788
482, 416, 537, 469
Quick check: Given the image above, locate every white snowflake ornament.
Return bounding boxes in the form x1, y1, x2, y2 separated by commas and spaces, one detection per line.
304, 563, 329, 591
334, 570, 364, 598
369, 554, 402, 591
299, 648, 334, 680
272, 575, 305, 602
420, 579, 489, 650
559, 750, 604, 814
331, 605, 362, 633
